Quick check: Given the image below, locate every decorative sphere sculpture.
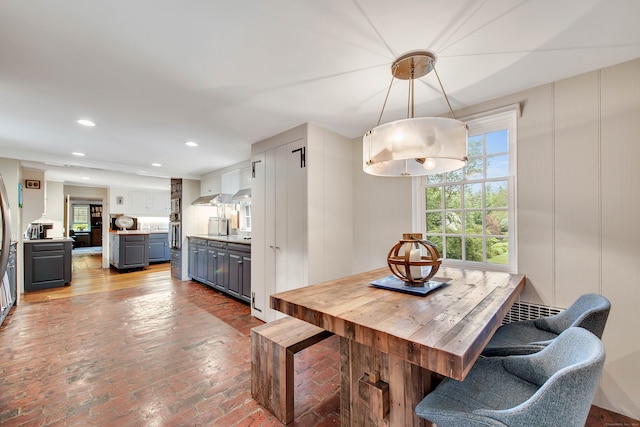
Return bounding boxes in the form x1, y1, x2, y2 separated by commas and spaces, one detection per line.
387, 233, 442, 286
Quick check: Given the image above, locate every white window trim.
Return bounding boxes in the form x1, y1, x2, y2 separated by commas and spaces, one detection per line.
412, 104, 519, 272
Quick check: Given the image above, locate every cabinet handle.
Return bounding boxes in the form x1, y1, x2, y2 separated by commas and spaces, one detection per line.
238, 260, 242, 264
269, 245, 280, 250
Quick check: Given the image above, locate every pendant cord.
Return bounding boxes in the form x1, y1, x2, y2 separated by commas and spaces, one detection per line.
432, 65, 457, 120
408, 63, 415, 119
376, 64, 398, 126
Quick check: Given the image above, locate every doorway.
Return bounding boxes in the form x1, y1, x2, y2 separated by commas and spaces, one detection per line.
62, 185, 109, 269
64, 197, 104, 256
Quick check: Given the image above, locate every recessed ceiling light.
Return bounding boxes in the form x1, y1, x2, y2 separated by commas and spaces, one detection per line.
152, 163, 162, 167
81, 177, 90, 180
72, 152, 85, 157
185, 141, 198, 147
76, 119, 96, 127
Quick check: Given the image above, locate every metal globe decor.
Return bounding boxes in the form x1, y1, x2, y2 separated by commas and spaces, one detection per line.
387, 233, 442, 286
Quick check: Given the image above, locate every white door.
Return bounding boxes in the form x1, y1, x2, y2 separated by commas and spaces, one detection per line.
250, 152, 267, 320
277, 140, 307, 294
252, 139, 308, 322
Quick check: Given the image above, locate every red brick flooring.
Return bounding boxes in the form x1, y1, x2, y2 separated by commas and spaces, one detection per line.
0, 281, 340, 426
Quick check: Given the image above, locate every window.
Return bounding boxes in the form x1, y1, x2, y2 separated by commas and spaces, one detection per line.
72, 205, 90, 231
417, 107, 518, 271
244, 204, 252, 230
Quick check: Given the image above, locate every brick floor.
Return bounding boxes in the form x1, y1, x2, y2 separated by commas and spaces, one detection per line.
0, 280, 340, 426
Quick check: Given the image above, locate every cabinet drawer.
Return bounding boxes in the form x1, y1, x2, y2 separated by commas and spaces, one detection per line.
228, 243, 250, 253
149, 233, 168, 241
30, 242, 67, 252
122, 234, 147, 243
208, 241, 227, 249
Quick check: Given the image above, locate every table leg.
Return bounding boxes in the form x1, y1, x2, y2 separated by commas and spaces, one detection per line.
340, 337, 437, 426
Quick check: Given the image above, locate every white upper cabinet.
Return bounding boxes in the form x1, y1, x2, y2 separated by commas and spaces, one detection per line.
150, 191, 170, 214
221, 170, 240, 195
110, 188, 128, 214
240, 166, 252, 189
109, 188, 169, 216
128, 190, 148, 214
200, 175, 221, 196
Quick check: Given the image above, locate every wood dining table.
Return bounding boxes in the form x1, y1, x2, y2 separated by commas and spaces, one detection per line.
270, 266, 526, 426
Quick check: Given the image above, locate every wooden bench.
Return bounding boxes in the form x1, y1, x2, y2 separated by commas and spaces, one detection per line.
251, 316, 333, 424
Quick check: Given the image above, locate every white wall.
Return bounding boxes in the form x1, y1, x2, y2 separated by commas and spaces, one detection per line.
45, 181, 64, 237
448, 58, 640, 419
307, 123, 354, 284
21, 169, 45, 232
351, 138, 413, 274
353, 57, 640, 419
599, 59, 640, 418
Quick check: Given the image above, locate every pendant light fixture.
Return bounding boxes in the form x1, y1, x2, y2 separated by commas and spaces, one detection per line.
363, 50, 468, 176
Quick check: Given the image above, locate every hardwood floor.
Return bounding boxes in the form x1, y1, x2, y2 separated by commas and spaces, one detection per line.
22, 252, 168, 303
3, 253, 638, 426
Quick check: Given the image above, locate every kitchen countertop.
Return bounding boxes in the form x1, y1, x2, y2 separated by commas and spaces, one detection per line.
109, 230, 169, 234
110, 230, 148, 235
188, 234, 251, 245
23, 237, 74, 243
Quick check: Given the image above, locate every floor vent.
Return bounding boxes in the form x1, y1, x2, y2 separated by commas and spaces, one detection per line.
503, 301, 563, 324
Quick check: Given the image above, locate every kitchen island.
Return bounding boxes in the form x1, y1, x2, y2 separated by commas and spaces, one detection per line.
110, 230, 170, 270
148, 230, 170, 263
109, 231, 149, 271
187, 234, 251, 303
24, 238, 73, 291
270, 266, 526, 426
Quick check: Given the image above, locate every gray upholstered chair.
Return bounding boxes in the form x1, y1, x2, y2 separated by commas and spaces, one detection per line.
415, 327, 605, 427
482, 293, 610, 357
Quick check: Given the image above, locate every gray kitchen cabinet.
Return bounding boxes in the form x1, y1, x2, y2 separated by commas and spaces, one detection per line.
187, 236, 250, 303
240, 253, 251, 302
110, 232, 149, 270
207, 241, 227, 291
227, 250, 241, 296
228, 243, 250, 303
188, 238, 207, 282
148, 232, 170, 263
170, 248, 182, 280
24, 239, 72, 291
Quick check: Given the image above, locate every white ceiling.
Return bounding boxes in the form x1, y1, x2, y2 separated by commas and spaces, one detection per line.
1, 0, 639, 190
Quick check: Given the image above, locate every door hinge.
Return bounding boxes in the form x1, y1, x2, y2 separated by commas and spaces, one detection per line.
292, 147, 306, 168
251, 292, 262, 312
251, 159, 262, 178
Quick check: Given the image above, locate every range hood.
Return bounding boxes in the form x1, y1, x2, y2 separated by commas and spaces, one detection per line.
231, 188, 251, 201
191, 193, 233, 206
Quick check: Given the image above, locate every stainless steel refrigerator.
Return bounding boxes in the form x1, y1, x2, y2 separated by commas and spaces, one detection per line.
0, 173, 14, 325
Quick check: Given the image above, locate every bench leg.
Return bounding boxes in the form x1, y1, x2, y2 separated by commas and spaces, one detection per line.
251, 329, 296, 424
